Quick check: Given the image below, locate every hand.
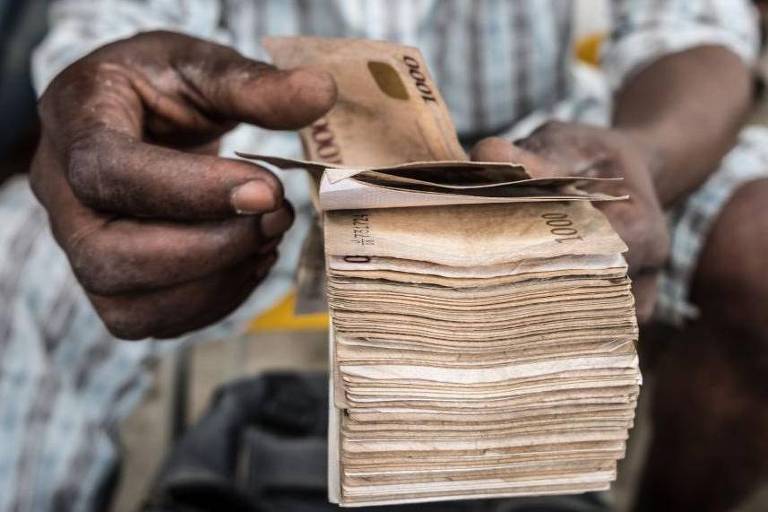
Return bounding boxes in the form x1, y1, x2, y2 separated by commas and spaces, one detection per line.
30, 31, 337, 339
471, 121, 670, 323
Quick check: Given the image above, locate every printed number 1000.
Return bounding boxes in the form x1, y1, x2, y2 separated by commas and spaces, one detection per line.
542, 212, 583, 243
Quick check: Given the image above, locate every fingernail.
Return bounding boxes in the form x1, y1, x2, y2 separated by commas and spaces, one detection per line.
260, 208, 294, 238
231, 180, 279, 214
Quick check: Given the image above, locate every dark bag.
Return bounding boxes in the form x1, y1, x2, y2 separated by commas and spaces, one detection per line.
143, 372, 608, 512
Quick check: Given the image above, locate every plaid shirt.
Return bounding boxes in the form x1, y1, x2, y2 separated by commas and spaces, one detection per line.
0, 1, 759, 510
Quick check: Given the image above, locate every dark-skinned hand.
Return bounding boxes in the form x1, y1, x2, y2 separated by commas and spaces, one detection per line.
30, 31, 337, 339
471, 121, 670, 323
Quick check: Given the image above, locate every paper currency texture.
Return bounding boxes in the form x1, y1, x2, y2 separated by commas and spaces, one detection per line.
247, 36, 640, 507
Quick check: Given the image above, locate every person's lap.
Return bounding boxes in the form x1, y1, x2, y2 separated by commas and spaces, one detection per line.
656, 125, 768, 328
692, 178, 768, 334
636, 126, 768, 511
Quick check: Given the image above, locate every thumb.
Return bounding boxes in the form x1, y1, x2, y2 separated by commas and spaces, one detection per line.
176, 42, 337, 130
470, 137, 561, 178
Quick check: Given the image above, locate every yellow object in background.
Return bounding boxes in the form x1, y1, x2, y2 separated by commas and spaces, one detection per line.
247, 291, 329, 333
575, 33, 604, 67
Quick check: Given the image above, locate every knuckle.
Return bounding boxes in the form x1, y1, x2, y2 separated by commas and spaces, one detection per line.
518, 129, 551, 152
68, 236, 123, 296
214, 50, 269, 80
66, 134, 106, 206
114, 30, 199, 58
533, 120, 567, 137
471, 137, 507, 159
38, 63, 81, 114
95, 304, 151, 340
92, 295, 192, 341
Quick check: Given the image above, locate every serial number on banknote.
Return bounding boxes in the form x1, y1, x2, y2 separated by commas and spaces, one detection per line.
542, 212, 583, 243
350, 212, 375, 247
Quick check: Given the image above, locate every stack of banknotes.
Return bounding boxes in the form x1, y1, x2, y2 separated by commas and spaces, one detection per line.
242, 37, 641, 507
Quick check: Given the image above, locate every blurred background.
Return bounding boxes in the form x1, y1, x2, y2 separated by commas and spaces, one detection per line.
0, 0, 46, 185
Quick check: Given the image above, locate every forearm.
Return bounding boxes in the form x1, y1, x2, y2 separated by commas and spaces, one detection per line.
613, 46, 752, 206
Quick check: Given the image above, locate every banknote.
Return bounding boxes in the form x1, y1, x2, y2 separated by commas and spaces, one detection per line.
247, 36, 640, 507
237, 36, 625, 210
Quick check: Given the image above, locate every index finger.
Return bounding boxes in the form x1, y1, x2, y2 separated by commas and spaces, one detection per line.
66, 129, 283, 219
38, 52, 326, 219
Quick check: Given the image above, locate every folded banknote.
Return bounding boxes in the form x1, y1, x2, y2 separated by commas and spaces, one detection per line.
244, 36, 640, 507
